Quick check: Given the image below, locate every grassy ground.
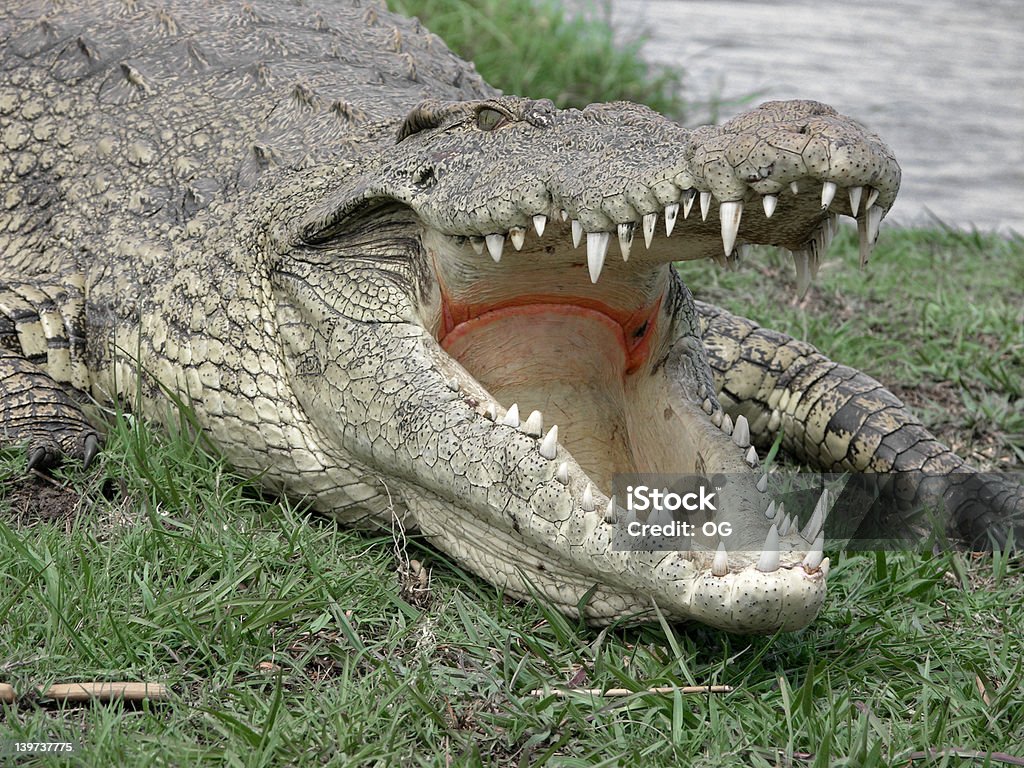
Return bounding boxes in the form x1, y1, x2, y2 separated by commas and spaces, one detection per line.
3, 0, 1024, 765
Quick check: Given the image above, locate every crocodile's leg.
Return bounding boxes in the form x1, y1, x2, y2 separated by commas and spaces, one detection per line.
697, 300, 1024, 547
0, 275, 99, 469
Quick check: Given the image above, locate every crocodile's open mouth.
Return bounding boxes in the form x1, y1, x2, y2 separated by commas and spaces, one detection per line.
412, 187, 865, 603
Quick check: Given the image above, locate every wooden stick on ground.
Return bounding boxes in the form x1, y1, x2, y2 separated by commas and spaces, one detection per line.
528, 684, 733, 697
39, 682, 171, 703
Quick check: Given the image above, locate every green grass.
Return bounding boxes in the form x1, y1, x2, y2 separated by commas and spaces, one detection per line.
3, 0, 1024, 765
387, 0, 688, 119
2, 410, 1023, 765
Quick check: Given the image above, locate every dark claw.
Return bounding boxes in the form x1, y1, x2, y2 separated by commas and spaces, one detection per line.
83, 434, 101, 469
26, 446, 50, 473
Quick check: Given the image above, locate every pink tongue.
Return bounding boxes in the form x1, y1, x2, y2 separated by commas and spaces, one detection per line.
441, 304, 635, 488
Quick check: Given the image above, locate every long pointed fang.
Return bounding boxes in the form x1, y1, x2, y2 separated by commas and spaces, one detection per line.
665, 202, 679, 236
733, 414, 750, 448
721, 413, 733, 436
523, 410, 543, 436
756, 525, 780, 572
539, 425, 558, 459
617, 222, 633, 261
501, 403, 520, 428
700, 191, 711, 221
764, 500, 776, 520
792, 249, 812, 296
745, 445, 758, 467
571, 219, 582, 248
712, 542, 729, 577
485, 233, 504, 262
719, 200, 743, 256
756, 473, 768, 493
604, 496, 616, 523
762, 194, 778, 218
643, 212, 656, 248
803, 532, 825, 571
555, 462, 569, 485
848, 185, 863, 216
582, 483, 595, 512
586, 231, 609, 283
802, 488, 829, 542
821, 181, 838, 209
682, 189, 696, 219
533, 213, 547, 237
509, 227, 526, 250
865, 187, 880, 209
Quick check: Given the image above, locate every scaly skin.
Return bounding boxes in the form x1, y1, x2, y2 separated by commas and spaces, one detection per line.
0, 0, 1017, 632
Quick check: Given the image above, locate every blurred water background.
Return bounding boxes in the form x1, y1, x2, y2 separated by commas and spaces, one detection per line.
610, 0, 1023, 232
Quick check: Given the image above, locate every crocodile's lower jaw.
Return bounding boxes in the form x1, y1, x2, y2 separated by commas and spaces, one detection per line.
403, 218, 831, 630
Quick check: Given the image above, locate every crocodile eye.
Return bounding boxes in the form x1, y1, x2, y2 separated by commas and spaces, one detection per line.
476, 107, 508, 131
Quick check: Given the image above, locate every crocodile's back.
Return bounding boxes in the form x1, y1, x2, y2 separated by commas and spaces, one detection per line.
0, 0, 493, 275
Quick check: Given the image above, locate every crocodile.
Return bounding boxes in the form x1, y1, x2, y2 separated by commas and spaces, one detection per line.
1, 0, 1020, 634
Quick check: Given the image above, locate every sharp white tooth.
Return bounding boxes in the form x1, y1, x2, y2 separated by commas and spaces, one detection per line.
642, 212, 656, 248
571, 219, 582, 248
533, 214, 547, 237
820, 181, 837, 209
721, 413, 733, 436
664, 202, 679, 236
581, 482, 595, 512
867, 204, 884, 244
501, 403, 520, 427
719, 200, 743, 256
790, 181, 800, 195
778, 513, 791, 536
617, 222, 633, 261
604, 496, 616, 523
756, 473, 768, 493
560, 209, 569, 221
762, 194, 778, 218
586, 231, 609, 283
712, 542, 729, 577
701, 398, 714, 414
539, 425, 558, 459
756, 524, 780, 573
711, 410, 723, 427
523, 409, 543, 436
699, 191, 711, 221
682, 189, 696, 219
509, 227, 526, 251
857, 204, 885, 269
848, 185, 863, 216
803, 532, 825, 571
446, 376, 459, 391
764, 500, 776, 520
485, 233, 504, 262
484, 402, 497, 421
865, 187, 880, 209
555, 462, 569, 485
470, 237, 485, 255
819, 556, 830, 577
745, 445, 758, 467
802, 488, 829, 542
733, 414, 750, 448
792, 249, 812, 296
